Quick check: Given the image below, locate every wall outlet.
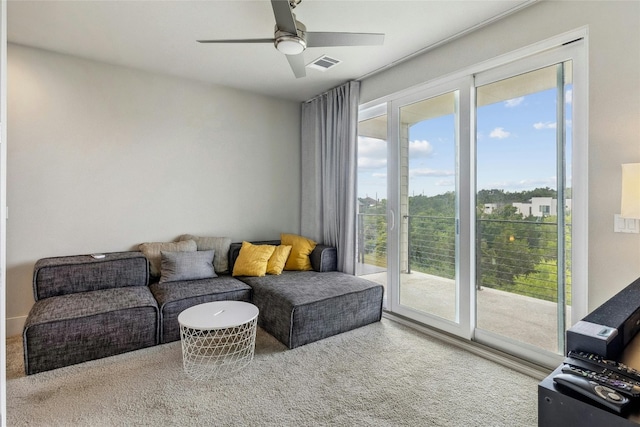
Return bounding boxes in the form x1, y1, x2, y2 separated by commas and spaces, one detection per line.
614, 214, 639, 233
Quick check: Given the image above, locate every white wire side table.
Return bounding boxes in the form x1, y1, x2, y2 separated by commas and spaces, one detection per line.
178, 301, 259, 380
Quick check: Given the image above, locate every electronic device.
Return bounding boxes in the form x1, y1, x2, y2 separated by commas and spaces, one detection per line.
540, 277, 640, 425
567, 277, 640, 359
567, 350, 640, 383
90, 253, 105, 259
553, 373, 631, 413
561, 363, 640, 397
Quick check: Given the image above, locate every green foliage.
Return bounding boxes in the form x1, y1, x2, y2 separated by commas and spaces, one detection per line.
512, 259, 572, 304
409, 192, 455, 216
477, 187, 557, 204
358, 187, 572, 303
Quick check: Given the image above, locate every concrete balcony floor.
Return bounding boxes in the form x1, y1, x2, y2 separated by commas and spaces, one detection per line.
359, 265, 569, 354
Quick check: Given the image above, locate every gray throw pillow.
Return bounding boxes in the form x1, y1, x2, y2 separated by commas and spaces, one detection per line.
178, 234, 232, 274
139, 240, 197, 277
159, 250, 217, 283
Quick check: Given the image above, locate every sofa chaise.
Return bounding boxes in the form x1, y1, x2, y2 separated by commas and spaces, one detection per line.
229, 241, 384, 349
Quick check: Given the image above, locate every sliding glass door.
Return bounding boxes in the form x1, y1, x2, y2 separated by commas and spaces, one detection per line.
473, 50, 579, 364
357, 38, 585, 367
357, 80, 472, 338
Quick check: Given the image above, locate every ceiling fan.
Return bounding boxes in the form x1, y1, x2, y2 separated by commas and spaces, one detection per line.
197, 0, 385, 78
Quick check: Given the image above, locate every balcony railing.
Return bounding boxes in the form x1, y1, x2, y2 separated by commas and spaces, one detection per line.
357, 213, 571, 303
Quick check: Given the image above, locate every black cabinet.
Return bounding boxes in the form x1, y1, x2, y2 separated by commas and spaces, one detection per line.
538, 366, 640, 426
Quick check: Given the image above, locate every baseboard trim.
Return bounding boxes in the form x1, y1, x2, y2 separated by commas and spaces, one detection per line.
382, 311, 551, 381
6, 315, 26, 338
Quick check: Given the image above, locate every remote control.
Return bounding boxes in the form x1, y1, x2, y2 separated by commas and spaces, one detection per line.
90, 253, 106, 259
564, 356, 640, 387
561, 364, 640, 397
568, 350, 640, 383
553, 373, 630, 413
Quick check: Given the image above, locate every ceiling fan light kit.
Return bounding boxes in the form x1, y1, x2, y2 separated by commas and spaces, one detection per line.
275, 33, 307, 55
197, 0, 384, 78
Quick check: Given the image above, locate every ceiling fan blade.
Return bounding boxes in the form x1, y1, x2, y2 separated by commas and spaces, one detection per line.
286, 54, 306, 78
271, 0, 298, 34
197, 38, 275, 44
306, 32, 385, 48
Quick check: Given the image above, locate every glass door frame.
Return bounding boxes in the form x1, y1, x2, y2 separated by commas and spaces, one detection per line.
387, 77, 474, 340
472, 40, 587, 368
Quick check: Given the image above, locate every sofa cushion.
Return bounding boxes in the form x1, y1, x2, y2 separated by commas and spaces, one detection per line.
23, 286, 159, 374
32, 252, 149, 301
232, 241, 276, 277
238, 271, 384, 348
177, 234, 232, 274
159, 250, 216, 283
150, 276, 252, 343
281, 233, 316, 271
266, 245, 292, 275
139, 240, 197, 277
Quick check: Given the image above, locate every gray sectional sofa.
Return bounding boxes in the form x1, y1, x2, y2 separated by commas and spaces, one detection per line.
23, 240, 384, 375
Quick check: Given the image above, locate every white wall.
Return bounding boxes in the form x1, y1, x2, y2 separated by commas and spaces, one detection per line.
360, 1, 640, 311
6, 44, 301, 335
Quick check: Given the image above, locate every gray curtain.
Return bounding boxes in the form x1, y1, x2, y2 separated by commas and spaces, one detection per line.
301, 81, 359, 274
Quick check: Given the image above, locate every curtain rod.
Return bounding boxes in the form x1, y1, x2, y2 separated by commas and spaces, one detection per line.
303, 80, 358, 104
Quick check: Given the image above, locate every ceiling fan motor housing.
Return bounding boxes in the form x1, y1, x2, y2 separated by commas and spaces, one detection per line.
274, 19, 307, 55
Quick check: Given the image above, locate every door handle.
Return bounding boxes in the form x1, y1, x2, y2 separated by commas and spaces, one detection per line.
389, 209, 395, 231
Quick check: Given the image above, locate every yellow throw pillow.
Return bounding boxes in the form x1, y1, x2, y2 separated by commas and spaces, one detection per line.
281, 233, 317, 271
266, 245, 293, 275
232, 241, 276, 277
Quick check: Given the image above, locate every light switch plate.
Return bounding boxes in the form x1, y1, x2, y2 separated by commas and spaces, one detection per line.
614, 214, 640, 233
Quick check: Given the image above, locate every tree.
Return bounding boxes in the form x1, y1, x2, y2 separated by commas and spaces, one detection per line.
358, 187, 572, 302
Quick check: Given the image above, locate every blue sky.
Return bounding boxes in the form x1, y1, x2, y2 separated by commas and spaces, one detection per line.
358, 86, 573, 200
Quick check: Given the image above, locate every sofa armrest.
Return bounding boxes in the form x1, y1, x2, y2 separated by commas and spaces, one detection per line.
311, 245, 337, 272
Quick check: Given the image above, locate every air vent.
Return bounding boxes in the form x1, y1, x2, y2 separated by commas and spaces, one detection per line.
307, 55, 342, 72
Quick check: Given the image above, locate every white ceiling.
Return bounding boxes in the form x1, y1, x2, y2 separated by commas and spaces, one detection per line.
8, 0, 536, 102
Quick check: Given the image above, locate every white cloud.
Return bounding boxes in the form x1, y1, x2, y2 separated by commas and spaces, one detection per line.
533, 121, 557, 130
408, 140, 434, 157
565, 89, 572, 104
504, 97, 525, 107
358, 158, 387, 169
490, 127, 511, 139
484, 177, 557, 191
357, 137, 387, 170
372, 173, 387, 179
410, 168, 454, 178
435, 179, 455, 187
358, 137, 386, 155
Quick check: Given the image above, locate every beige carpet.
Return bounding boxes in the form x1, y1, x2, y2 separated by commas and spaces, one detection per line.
6, 319, 538, 426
